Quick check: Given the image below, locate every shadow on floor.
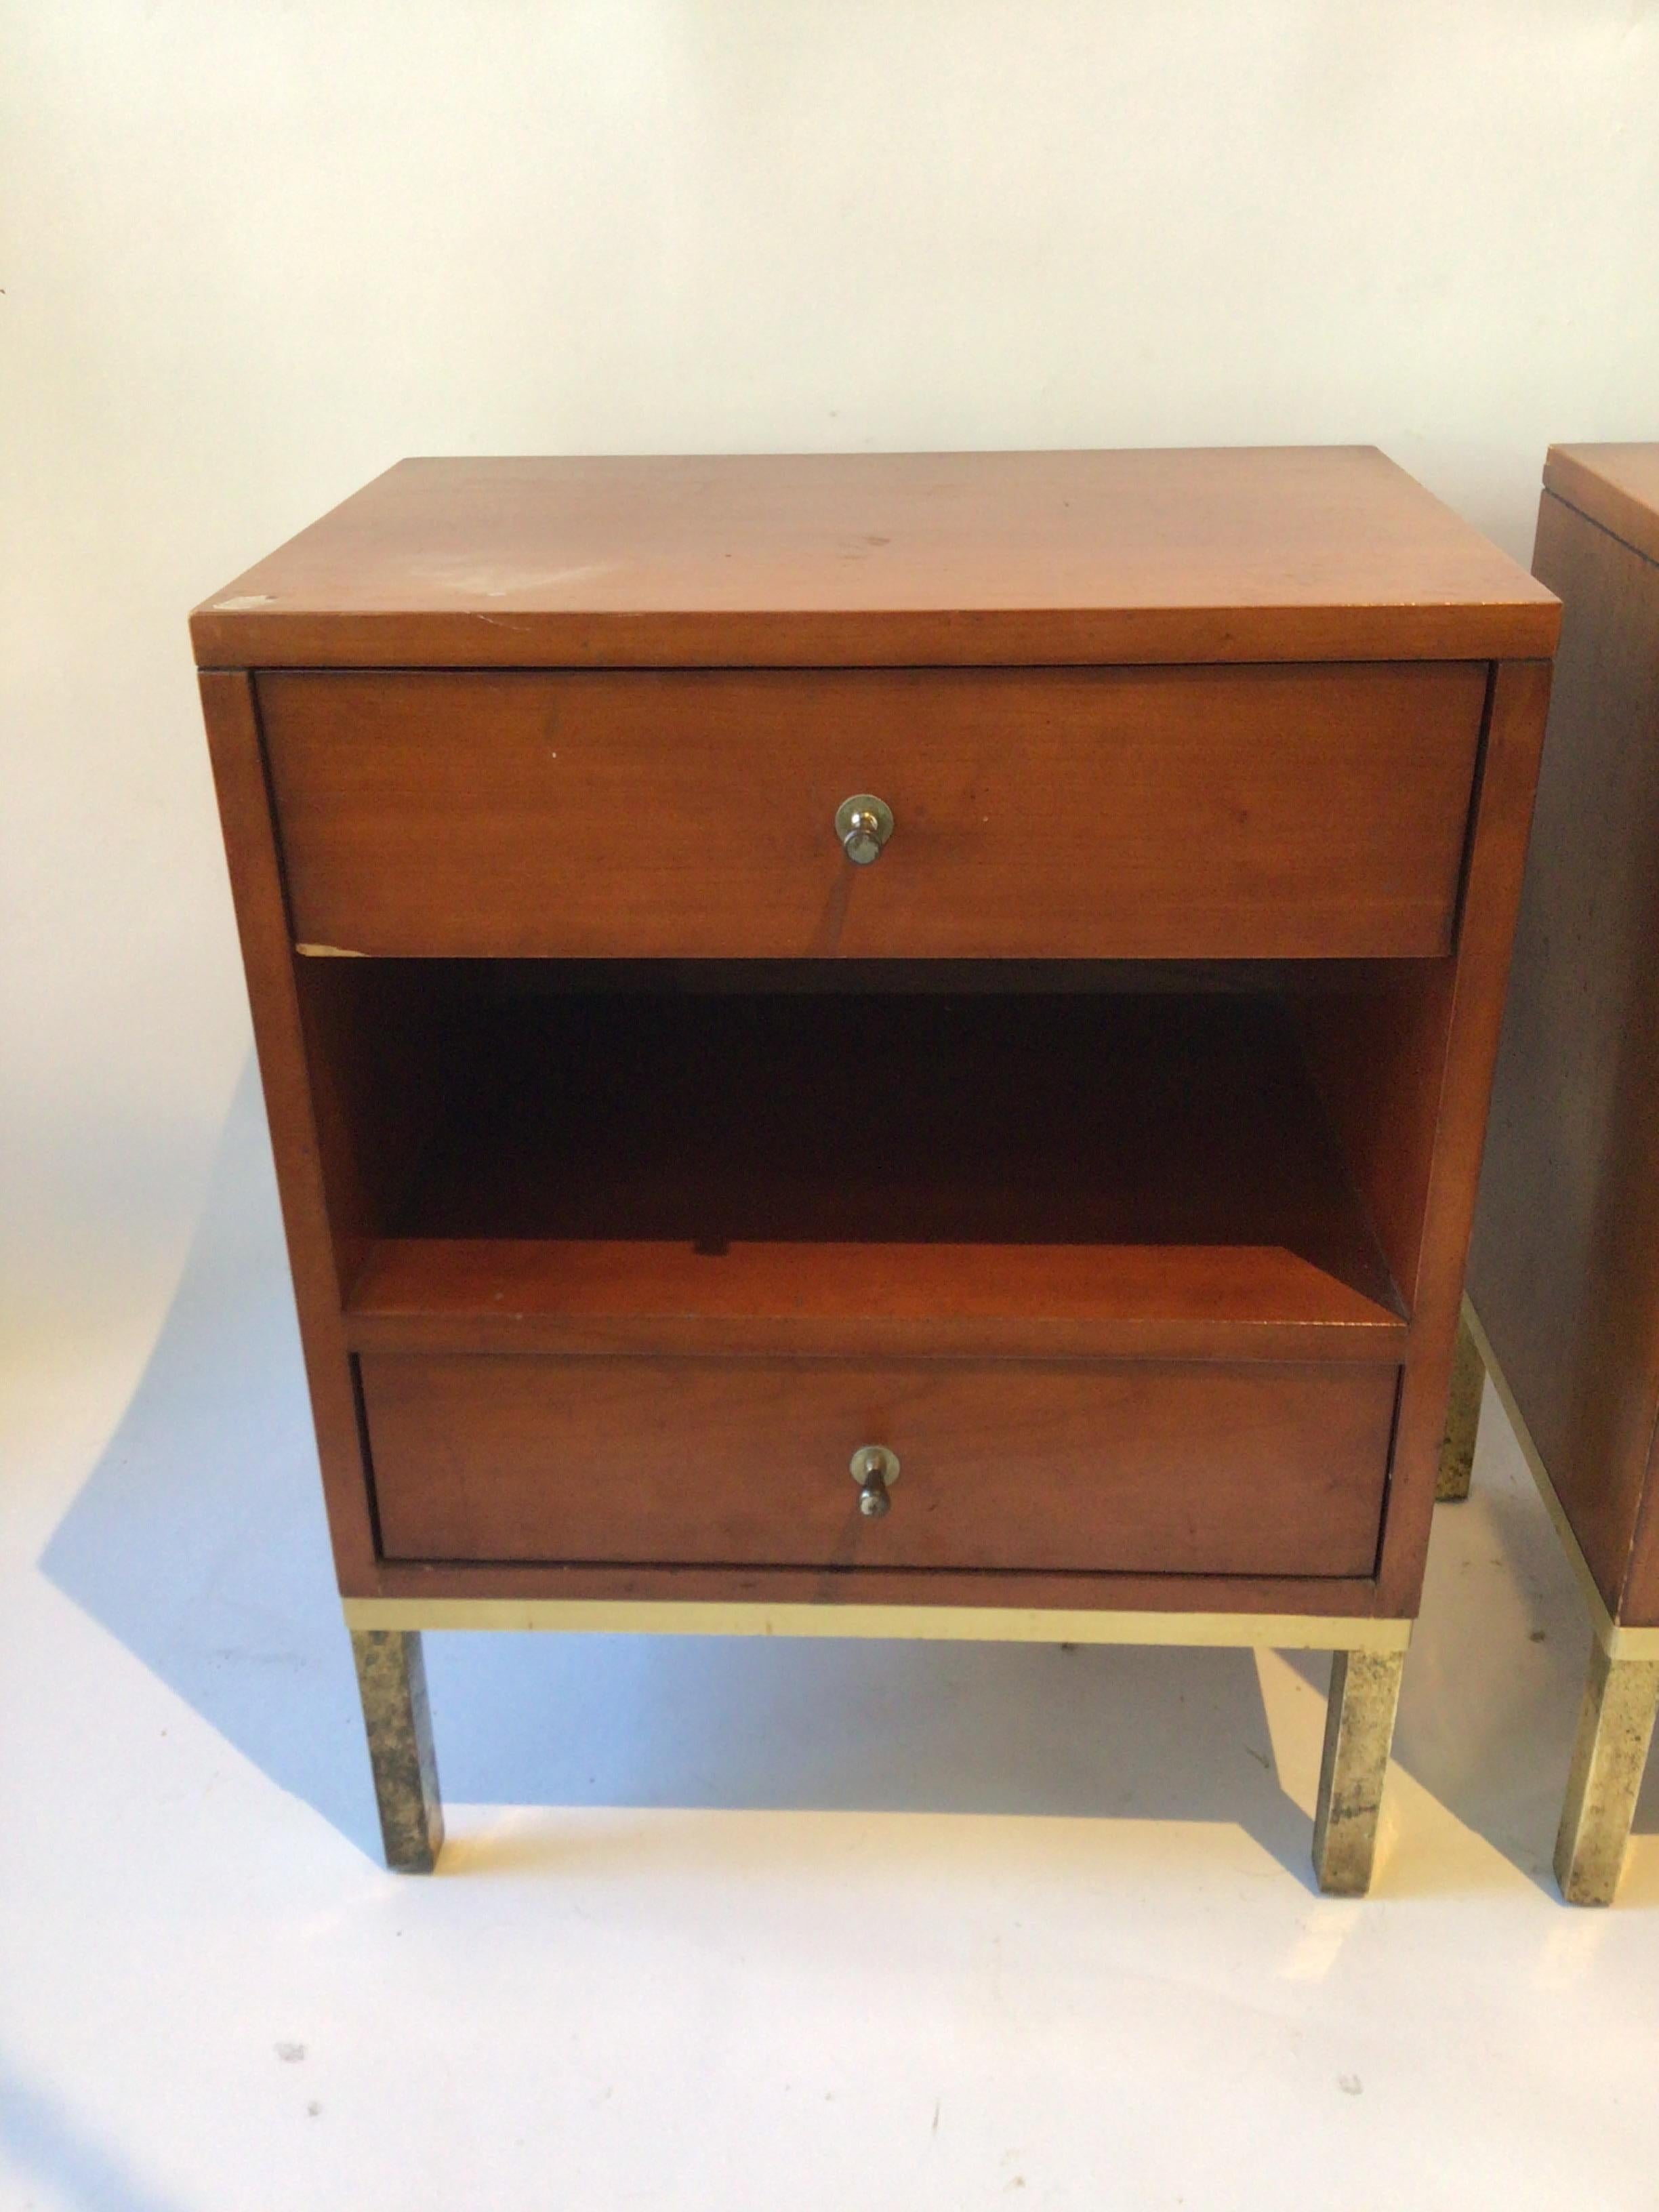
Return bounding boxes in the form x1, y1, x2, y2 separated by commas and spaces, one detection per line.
45, 1058, 1634, 1895
0, 2047, 186, 2212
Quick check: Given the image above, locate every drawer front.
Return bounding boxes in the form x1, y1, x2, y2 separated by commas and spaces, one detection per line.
261, 664, 1486, 960
361, 1353, 1397, 1578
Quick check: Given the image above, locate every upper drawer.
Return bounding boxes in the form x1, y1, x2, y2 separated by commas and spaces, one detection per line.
258, 663, 1488, 960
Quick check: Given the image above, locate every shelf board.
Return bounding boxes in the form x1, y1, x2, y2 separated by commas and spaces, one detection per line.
347, 1236, 1404, 1359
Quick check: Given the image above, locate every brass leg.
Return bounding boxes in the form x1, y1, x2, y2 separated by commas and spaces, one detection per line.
1311, 1649, 1405, 1896
1436, 1312, 1486, 1501
1554, 1641, 1659, 1906
351, 1629, 444, 1872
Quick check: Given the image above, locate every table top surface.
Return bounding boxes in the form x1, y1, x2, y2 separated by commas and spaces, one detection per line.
1544, 443, 1659, 568
192, 446, 1558, 670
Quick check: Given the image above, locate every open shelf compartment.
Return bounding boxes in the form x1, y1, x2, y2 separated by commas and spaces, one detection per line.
329, 966, 1407, 1364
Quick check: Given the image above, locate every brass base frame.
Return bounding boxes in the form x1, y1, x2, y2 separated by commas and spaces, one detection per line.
343, 1595, 1412, 1650
1448, 1296, 1659, 1904
343, 1598, 1409, 1890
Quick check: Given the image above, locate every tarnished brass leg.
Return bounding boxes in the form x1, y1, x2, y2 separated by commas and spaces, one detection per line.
1554, 1641, 1659, 1906
351, 1629, 444, 1872
1436, 1313, 1486, 1501
1311, 1649, 1406, 1895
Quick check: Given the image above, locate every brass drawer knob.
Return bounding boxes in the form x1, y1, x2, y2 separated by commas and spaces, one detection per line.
851, 1443, 901, 1517
835, 794, 893, 865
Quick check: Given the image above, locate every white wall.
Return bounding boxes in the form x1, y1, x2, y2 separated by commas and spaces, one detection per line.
5, 0, 1657, 1341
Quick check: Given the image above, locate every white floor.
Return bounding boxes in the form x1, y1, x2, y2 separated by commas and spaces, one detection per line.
5, 1071, 1659, 2212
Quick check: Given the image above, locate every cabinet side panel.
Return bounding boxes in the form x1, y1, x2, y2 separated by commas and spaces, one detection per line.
1471, 495, 1659, 1618
1628, 1436, 1659, 1624
1303, 660, 1551, 1615
294, 957, 464, 1292
199, 670, 380, 1589
1295, 960, 1453, 1316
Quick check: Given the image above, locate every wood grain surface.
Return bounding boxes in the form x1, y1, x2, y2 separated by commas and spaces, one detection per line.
260, 661, 1486, 960
361, 1350, 1397, 1579
1544, 445, 1659, 570
197, 673, 380, 1586
194, 452, 1557, 1621
192, 449, 1558, 669
346, 1240, 1406, 1364
1471, 478, 1659, 1621
369, 987, 1401, 1343
359, 1557, 1397, 1617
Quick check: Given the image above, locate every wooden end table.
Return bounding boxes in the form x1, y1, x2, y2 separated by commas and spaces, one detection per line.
192, 448, 1556, 1889
1448, 443, 1659, 1903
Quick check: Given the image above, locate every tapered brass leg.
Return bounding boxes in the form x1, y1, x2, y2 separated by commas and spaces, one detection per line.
1436, 1313, 1486, 1501
1554, 1641, 1659, 1906
351, 1629, 444, 1872
1312, 1649, 1406, 1895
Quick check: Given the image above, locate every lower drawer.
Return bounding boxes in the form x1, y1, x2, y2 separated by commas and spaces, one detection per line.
361, 1353, 1397, 1578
